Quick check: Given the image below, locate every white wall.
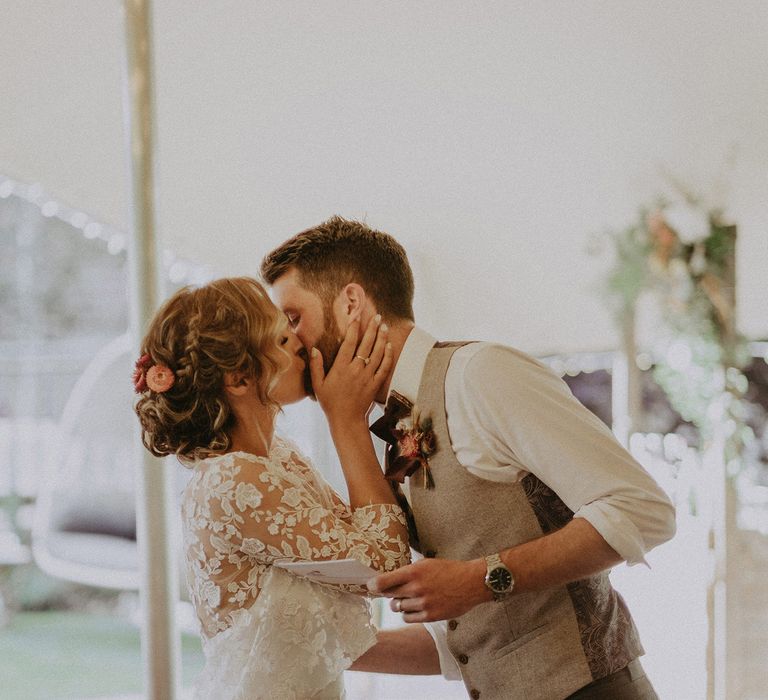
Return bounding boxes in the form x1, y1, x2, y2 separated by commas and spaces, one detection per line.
3, 1, 766, 353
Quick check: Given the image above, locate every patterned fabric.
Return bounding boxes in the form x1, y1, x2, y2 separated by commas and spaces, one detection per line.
181, 435, 410, 698
193, 567, 373, 700
521, 472, 576, 533
523, 472, 643, 679
566, 576, 641, 679
369, 390, 413, 445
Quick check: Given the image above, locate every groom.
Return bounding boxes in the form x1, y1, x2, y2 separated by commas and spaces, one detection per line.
261, 217, 675, 700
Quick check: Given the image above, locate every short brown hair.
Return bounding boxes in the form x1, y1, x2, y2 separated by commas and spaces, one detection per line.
260, 216, 415, 321
134, 277, 287, 462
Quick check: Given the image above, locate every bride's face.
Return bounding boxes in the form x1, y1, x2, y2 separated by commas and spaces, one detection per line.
267, 316, 311, 406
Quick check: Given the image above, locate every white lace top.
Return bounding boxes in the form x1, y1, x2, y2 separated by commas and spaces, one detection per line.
181, 436, 410, 699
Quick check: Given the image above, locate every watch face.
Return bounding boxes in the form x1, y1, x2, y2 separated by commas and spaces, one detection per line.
488, 566, 513, 592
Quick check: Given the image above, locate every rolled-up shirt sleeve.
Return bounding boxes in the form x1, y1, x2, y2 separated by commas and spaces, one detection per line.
450, 344, 676, 565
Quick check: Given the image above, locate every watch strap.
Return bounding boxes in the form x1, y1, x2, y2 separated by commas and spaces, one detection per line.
484, 552, 513, 601
485, 553, 503, 570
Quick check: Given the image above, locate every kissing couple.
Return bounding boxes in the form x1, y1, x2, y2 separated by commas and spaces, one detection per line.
134, 216, 674, 699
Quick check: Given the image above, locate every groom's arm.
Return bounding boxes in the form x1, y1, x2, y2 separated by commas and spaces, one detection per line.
366, 343, 675, 622
349, 625, 441, 675
367, 517, 622, 622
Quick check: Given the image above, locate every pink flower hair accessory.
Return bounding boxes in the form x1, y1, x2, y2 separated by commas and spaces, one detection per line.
133, 354, 152, 393
146, 364, 176, 393
133, 354, 176, 394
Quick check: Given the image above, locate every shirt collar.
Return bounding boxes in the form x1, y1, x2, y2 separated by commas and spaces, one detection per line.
387, 326, 437, 407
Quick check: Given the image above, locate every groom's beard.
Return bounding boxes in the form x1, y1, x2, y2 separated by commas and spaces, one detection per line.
305, 306, 344, 399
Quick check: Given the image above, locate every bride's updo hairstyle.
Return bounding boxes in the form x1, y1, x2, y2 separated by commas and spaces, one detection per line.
134, 277, 287, 462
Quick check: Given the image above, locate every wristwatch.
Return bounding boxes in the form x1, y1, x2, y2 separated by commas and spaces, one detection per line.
484, 553, 514, 601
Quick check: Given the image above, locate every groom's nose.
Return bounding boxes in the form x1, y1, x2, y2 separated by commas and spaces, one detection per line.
290, 327, 313, 352
287, 331, 304, 353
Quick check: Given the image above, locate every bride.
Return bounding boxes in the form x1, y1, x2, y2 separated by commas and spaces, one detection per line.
133, 277, 410, 699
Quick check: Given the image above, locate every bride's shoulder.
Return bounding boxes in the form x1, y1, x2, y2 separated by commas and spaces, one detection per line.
272, 435, 313, 466
195, 450, 278, 479
192, 440, 312, 489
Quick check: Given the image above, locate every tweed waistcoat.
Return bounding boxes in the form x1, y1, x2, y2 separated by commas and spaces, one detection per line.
408, 343, 644, 700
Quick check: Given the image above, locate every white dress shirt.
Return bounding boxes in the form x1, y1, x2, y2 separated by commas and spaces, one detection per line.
388, 327, 676, 679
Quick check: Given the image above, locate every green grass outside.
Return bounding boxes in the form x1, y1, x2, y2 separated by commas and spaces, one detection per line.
0, 611, 204, 699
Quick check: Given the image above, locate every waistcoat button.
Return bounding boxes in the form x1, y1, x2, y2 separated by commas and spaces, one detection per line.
470, 690, 480, 699
424, 550, 437, 558
458, 654, 469, 665
448, 620, 458, 631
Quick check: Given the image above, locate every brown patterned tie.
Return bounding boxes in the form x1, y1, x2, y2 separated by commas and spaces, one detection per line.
369, 391, 413, 445
369, 391, 420, 550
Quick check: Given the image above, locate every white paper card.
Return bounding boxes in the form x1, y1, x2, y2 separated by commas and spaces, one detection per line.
273, 558, 378, 585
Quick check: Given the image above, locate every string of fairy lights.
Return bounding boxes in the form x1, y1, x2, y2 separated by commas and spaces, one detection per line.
0, 174, 213, 287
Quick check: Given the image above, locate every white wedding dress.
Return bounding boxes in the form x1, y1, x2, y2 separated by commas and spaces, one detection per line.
181, 436, 410, 700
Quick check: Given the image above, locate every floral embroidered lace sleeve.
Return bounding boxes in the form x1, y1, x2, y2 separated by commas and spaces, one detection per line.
182, 436, 410, 640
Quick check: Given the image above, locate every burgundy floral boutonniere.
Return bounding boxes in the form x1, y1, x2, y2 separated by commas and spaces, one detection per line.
387, 408, 437, 489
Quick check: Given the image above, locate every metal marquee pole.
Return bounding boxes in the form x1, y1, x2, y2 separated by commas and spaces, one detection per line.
121, 1, 181, 697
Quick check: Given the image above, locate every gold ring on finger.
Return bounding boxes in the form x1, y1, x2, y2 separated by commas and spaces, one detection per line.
355, 355, 371, 366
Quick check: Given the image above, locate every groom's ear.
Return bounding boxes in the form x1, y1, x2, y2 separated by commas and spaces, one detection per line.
337, 282, 369, 321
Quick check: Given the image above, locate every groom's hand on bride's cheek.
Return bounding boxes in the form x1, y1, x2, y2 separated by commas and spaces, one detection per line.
366, 558, 489, 623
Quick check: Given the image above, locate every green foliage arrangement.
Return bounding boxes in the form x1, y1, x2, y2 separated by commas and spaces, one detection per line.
599, 194, 754, 474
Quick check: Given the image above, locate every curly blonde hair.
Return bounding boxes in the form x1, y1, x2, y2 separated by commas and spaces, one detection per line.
134, 277, 288, 461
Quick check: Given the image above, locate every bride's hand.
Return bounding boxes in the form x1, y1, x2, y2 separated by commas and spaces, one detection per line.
310, 314, 392, 424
